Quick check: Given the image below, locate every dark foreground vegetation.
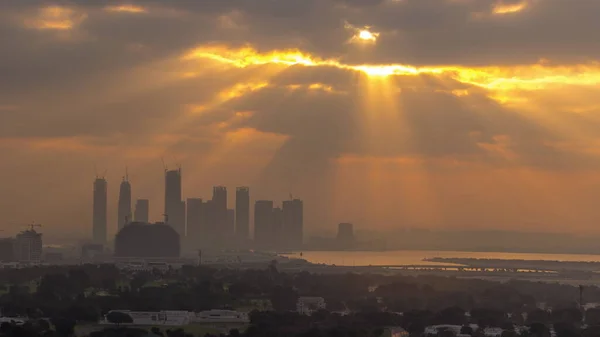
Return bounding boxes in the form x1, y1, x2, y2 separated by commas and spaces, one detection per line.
1, 263, 600, 336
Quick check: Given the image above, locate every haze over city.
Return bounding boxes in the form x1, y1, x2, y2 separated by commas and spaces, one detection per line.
3, 0, 600, 241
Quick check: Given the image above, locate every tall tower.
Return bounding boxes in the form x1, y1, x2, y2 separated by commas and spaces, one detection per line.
283, 199, 304, 249
164, 168, 185, 237
93, 177, 108, 245
212, 186, 228, 242
235, 187, 250, 240
117, 172, 132, 231
254, 200, 273, 249
186, 198, 203, 248
134, 199, 149, 223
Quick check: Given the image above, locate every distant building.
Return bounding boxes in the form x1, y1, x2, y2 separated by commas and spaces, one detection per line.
0, 239, 15, 262
165, 169, 185, 238
283, 199, 303, 249
272, 207, 283, 249
93, 177, 108, 245
15, 229, 43, 263
134, 199, 149, 223
297, 297, 326, 315
254, 200, 274, 249
337, 223, 355, 248
115, 222, 180, 258
103, 310, 191, 326
212, 186, 228, 242
117, 175, 132, 231
235, 187, 250, 240
227, 209, 235, 237
186, 198, 203, 249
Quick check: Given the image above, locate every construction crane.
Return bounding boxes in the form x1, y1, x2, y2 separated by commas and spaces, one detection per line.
23, 222, 42, 231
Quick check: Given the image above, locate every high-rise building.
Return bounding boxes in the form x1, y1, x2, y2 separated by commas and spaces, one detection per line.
93, 178, 108, 245
117, 175, 132, 231
15, 229, 42, 263
272, 207, 283, 249
254, 200, 273, 249
283, 199, 304, 249
227, 209, 235, 236
134, 199, 149, 223
212, 186, 228, 240
201, 200, 215, 247
337, 223, 355, 248
165, 169, 185, 237
235, 187, 250, 240
187, 198, 203, 248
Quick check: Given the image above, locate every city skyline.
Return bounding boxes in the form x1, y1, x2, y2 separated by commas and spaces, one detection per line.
90, 168, 306, 248
4, 1, 600, 239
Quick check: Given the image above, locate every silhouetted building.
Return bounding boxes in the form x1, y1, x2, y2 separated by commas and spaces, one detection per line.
165, 169, 185, 237
134, 199, 149, 223
283, 199, 303, 249
337, 223, 355, 249
0, 238, 15, 262
187, 198, 203, 248
254, 200, 273, 249
201, 200, 215, 247
15, 229, 42, 263
117, 175, 132, 231
212, 186, 228, 240
115, 222, 180, 258
235, 187, 250, 240
93, 177, 108, 245
272, 207, 283, 249
227, 209, 235, 237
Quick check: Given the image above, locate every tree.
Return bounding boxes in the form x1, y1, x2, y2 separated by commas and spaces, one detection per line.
106, 311, 133, 326
528, 322, 550, 337
460, 325, 473, 336
553, 322, 579, 337
270, 285, 298, 312
51, 318, 76, 337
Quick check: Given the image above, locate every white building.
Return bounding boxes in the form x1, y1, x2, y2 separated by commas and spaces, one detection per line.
296, 297, 326, 315
103, 310, 191, 326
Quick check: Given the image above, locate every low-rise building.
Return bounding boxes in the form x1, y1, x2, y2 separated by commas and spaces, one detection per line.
296, 297, 326, 315
103, 310, 191, 326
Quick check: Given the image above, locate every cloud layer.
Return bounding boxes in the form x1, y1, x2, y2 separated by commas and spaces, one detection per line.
1, 0, 600, 239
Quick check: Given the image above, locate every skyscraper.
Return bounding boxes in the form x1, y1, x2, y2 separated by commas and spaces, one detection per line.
227, 209, 235, 236
187, 198, 203, 247
283, 199, 303, 249
117, 175, 132, 231
212, 186, 228, 240
235, 187, 250, 240
134, 199, 149, 223
272, 206, 283, 249
254, 200, 273, 249
93, 178, 107, 245
164, 168, 185, 237
201, 199, 215, 247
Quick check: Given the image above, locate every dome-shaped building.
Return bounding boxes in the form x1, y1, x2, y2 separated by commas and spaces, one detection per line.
115, 222, 180, 258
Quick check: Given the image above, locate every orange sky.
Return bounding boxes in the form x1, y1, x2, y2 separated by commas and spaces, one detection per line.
1, 0, 600, 239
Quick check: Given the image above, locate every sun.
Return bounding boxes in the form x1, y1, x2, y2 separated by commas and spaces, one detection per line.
359, 30, 375, 41
351, 29, 379, 44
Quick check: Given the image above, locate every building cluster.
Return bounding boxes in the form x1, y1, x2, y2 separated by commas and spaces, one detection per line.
91, 168, 304, 256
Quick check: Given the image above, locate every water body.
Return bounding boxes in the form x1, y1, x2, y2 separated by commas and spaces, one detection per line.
282, 250, 600, 267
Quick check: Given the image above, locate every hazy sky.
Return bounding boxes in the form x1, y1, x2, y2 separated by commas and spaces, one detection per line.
2, 0, 600, 239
